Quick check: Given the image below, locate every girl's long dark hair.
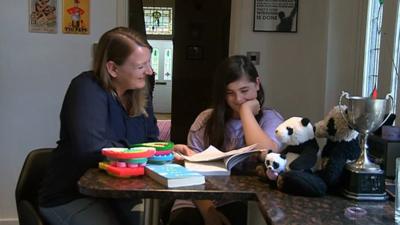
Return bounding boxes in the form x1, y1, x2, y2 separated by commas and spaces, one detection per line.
204, 55, 265, 150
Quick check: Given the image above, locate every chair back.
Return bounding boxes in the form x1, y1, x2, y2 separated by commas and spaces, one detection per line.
157, 119, 171, 141
15, 148, 53, 225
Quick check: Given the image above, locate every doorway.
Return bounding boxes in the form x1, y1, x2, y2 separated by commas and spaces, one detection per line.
171, 0, 231, 143
128, 0, 231, 143
149, 39, 173, 114
143, 2, 175, 115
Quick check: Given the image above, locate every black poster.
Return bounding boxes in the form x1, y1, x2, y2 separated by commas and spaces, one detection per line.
253, 0, 298, 32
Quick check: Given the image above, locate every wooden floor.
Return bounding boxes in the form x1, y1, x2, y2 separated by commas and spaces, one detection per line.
155, 113, 171, 120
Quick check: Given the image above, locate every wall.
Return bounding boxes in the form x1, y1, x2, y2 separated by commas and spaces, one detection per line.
324, 0, 367, 111
229, 0, 329, 121
230, 0, 365, 121
0, 1, 117, 223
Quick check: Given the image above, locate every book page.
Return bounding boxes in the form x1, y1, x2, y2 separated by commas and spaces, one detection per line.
175, 145, 224, 162
185, 161, 230, 176
179, 144, 258, 162
224, 148, 261, 170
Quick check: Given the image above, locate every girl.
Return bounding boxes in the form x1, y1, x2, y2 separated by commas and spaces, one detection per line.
170, 55, 284, 225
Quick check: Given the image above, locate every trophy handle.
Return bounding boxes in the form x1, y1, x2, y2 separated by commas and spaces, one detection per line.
339, 91, 353, 129
377, 94, 395, 128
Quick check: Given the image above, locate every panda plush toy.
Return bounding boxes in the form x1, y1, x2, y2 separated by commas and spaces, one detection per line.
266, 117, 327, 197
275, 117, 319, 171
264, 150, 287, 174
314, 105, 361, 193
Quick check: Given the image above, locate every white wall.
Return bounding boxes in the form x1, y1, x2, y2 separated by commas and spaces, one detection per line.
230, 0, 366, 122
324, 0, 368, 112
0, 0, 117, 223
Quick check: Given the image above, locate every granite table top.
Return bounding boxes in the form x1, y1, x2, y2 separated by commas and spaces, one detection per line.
79, 168, 395, 225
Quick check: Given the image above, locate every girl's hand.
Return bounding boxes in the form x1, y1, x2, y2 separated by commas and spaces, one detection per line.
240, 99, 260, 116
173, 144, 196, 160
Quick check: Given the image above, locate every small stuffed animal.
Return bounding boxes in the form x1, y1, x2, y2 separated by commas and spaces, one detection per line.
270, 117, 327, 197
264, 150, 287, 174
315, 105, 361, 192
315, 105, 358, 142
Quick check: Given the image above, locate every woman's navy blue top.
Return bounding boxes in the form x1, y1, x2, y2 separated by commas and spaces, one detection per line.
39, 71, 159, 207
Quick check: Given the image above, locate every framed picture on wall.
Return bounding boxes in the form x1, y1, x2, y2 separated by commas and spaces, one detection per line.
29, 0, 57, 33
253, 0, 298, 32
62, 0, 90, 34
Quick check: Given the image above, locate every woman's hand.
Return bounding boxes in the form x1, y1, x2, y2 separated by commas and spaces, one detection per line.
173, 144, 196, 160
240, 99, 260, 116
203, 206, 231, 225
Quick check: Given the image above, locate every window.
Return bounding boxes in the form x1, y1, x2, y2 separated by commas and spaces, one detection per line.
151, 48, 160, 80
148, 40, 173, 82
164, 48, 172, 80
363, 0, 400, 115
391, 1, 400, 112
363, 0, 383, 97
144, 7, 173, 36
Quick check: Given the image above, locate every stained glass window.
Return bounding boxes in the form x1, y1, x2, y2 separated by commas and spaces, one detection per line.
144, 7, 173, 35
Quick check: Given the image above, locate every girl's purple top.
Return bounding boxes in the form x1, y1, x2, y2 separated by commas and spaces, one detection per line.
172, 108, 284, 211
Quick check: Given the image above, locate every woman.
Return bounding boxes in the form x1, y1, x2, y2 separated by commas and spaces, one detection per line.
38, 27, 158, 225
170, 55, 284, 225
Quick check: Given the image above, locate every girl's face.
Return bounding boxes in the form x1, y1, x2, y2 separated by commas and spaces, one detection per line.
108, 46, 153, 95
225, 75, 260, 115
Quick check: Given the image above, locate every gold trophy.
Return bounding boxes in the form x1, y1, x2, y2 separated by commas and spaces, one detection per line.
339, 91, 393, 200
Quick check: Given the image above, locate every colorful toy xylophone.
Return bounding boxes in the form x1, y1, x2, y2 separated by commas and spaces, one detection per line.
99, 147, 155, 178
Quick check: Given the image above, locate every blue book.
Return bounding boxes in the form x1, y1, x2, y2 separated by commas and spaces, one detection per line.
145, 163, 205, 188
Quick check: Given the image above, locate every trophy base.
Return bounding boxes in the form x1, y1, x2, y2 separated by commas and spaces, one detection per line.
343, 165, 387, 201
343, 189, 387, 201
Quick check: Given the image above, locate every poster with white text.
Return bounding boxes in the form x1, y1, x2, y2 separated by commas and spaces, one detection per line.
253, 0, 298, 32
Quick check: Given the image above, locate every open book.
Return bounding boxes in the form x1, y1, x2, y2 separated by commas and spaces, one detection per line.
178, 144, 260, 176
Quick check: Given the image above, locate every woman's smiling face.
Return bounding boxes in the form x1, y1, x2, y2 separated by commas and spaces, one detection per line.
110, 45, 153, 95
